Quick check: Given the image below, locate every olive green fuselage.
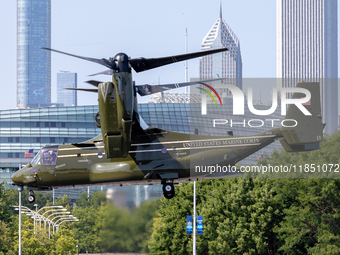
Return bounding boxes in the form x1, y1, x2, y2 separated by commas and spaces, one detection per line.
12, 128, 281, 188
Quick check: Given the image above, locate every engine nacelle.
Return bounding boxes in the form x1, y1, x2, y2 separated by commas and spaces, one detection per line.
98, 81, 132, 158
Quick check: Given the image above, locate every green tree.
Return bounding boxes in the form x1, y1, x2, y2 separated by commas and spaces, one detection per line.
129, 199, 160, 253
21, 221, 53, 255
65, 191, 107, 253
20, 218, 77, 255
0, 180, 12, 222
149, 176, 340, 254
149, 179, 288, 254
149, 182, 202, 254
96, 198, 159, 253
71, 206, 101, 253
0, 220, 13, 253
97, 204, 134, 252
54, 194, 71, 209
276, 179, 340, 254
51, 229, 77, 255
75, 191, 106, 208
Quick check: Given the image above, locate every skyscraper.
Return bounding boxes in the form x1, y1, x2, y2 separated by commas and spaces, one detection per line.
277, 0, 338, 133
57, 72, 77, 106
199, 3, 242, 95
17, 0, 51, 109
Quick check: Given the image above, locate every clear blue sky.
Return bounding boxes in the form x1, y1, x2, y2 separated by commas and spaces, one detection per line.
0, 0, 337, 110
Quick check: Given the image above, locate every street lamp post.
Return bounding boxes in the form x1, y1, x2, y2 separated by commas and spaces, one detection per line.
13, 205, 47, 248
37, 205, 64, 215
51, 215, 74, 234
18, 186, 23, 255
55, 218, 79, 233
33, 204, 38, 234
14, 206, 45, 236
12, 205, 72, 239
193, 181, 196, 255
54, 216, 77, 226
12, 204, 78, 242
47, 212, 71, 238
40, 207, 66, 230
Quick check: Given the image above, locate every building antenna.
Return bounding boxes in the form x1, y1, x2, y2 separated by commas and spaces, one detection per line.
185, 28, 188, 93
220, 0, 222, 19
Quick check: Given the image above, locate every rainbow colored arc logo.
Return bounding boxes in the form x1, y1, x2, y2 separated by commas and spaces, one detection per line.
197, 83, 223, 106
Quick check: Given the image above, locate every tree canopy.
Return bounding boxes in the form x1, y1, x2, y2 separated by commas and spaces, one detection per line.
149, 131, 340, 254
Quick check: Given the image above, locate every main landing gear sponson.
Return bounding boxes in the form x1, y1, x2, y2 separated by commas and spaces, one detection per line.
27, 191, 35, 203
162, 180, 175, 199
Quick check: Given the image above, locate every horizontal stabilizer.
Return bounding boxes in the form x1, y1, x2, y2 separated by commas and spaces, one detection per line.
280, 82, 323, 152
280, 139, 319, 152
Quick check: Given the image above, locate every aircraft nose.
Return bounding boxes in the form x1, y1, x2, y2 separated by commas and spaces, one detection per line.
12, 170, 24, 185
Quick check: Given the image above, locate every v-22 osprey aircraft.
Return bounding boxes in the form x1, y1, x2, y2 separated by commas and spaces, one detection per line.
12, 47, 324, 201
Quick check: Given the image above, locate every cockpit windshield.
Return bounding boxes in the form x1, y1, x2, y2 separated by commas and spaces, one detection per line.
42, 148, 58, 165
30, 147, 59, 166
31, 151, 41, 165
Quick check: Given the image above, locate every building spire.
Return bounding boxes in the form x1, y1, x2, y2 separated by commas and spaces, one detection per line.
220, 0, 222, 19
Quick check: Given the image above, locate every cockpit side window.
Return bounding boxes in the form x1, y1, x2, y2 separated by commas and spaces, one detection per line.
42, 149, 58, 166
31, 151, 41, 165
139, 115, 149, 130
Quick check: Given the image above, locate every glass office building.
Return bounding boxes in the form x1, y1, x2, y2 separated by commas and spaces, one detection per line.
0, 106, 99, 187
57, 72, 77, 106
17, 0, 51, 109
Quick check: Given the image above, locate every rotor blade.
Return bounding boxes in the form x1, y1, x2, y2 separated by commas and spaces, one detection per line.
136, 78, 224, 96
85, 80, 102, 87
65, 88, 98, 93
42, 48, 115, 69
130, 48, 228, 73
89, 69, 114, 76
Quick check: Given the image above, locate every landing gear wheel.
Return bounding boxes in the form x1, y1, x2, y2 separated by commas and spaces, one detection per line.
163, 183, 174, 194
162, 182, 175, 199
27, 194, 35, 203
164, 191, 175, 199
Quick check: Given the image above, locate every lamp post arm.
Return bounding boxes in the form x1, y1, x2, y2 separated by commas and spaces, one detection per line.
41, 208, 66, 218
37, 206, 63, 214
54, 217, 76, 225
50, 214, 72, 224
47, 212, 70, 221
15, 206, 34, 214
55, 219, 79, 233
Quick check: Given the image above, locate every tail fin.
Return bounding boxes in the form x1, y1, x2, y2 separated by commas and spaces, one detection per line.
280, 82, 324, 152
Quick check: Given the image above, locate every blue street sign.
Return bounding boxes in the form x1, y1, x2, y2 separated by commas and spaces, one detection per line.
187, 216, 193, 234
197, 215, 203, 235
